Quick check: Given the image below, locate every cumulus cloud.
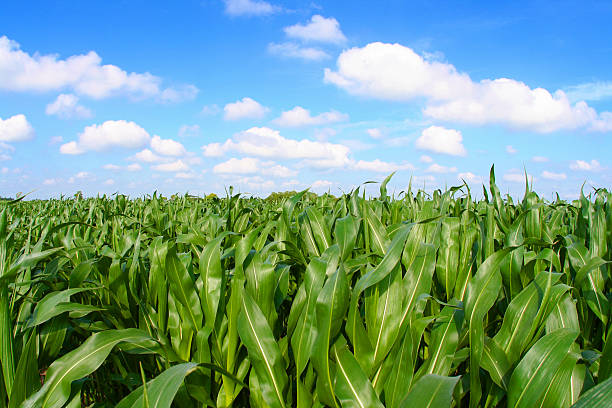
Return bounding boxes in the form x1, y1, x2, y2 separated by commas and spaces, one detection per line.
457, 172, 482, 183
311, 180, 333, 189
425, 163, 457, 173
223, 0, 279, 16
0, 114, 35, 142
158, 85, 199, 103
541, 170, 567, 180
213, 157, 296, 177
415, 126, 466, 156
564, 81, 612, 102
351, 159, 414, 173
201, 126, 351, 168
0, 36, 196, 102
367, 128, 383, 139
0, 142, 13, 161
68, 171, 94, 183
420, 155, 433, 163
506, 145, 517, 154
45, 94, 92, 119
43, 178, 60, 186
214, 157, 259, 174
532, 156, 549, 162
268, 42, 330, 61
49, 136, 64, 145
175, 172, 196, 179
152, 159, 189, 172
273, 106, 348, 127
104, 163, 142, 172
130, 148, 164, 163
60, 120, 150, 154
201, 104, 221, 116
151, 135, 187, 156
284, 15, 346, 44
324, 42, 612, 133
224, 97, 269, 120
104, 179, 115, 186
503, 172, 534, 183
570, 159, 602, 171
178, 124, 200, 138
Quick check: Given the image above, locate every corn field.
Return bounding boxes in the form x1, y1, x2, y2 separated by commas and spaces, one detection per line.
0, 167, 610, 407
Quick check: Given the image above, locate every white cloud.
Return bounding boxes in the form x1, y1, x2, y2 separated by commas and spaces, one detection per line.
0, 145, 11, 161
130, 148, 164, 163
152, 160, 189, 172
43, 178, 60, 185
340, 139, 375, 151
0, 114, 35, 142
224, 97, 269, 120
158, 85, 198, 103
311, 180, 333, 189
49, 136, 63, 145
213, 157, 296, 177
235, 176, 276, 191
284, 15, 346, 44
532, 156, 549, 162
506, 145, 517, 154
420, 155, 433, 163
412, 175, 436, 185
223, 0, 279, 16
104, 179, 115, 185
273, 106, 348, 127
60, 120, 150, 154
351, 159, 414, 173
178, 124, 200, 138
150, 135, 187, 156
175, 172, 196, 179
385, 136, 412, 147
1, 167, 8, 174
45, 94, 92, 119
201, 104, 221, 116
202, 126, 351, 168
314, 127, 337, 141
325, 42, 612, 133
214, 157, 259, 174
564, 81, 612, 102
68, 171, 93, 184
104, 163, 142, 172
0, 36, 196, 101
282, 179, 300, 188
367, 128, 383, 139
415, 126, 466, 156
425, 163, 457, 173
541, 170, 567, 180
457, 172, 482, 183
268, 42, 330, 61
503, 172, 534, 183
570, 159, 603, 171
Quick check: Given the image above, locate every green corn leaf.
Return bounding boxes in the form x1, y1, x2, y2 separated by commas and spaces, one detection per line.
22, 329, 154, 408
399, 374, 460, 408
507, 328, 579, 408
237, 288, 287, 408
332, 340, 384, 408
569, 377, 612, 408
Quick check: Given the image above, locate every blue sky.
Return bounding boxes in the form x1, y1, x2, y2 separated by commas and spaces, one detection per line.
1, 0, 611, 199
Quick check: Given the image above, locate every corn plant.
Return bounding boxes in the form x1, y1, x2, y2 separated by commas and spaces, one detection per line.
0, 166, 610, 407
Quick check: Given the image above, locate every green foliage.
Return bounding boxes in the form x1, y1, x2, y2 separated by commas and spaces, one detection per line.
0, 167, 610, 407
